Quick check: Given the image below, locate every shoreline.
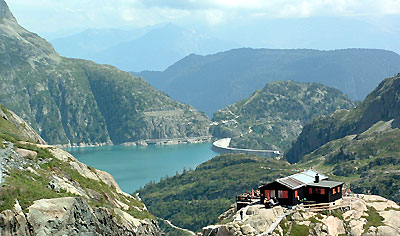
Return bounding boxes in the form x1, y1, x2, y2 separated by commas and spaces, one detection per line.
54, 136, 213, 148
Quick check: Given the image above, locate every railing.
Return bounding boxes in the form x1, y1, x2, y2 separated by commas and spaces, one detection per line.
297, 197, 355, 212
236, 195, 260, 202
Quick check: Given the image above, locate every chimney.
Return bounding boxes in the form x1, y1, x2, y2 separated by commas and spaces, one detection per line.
314, 173, 319, 183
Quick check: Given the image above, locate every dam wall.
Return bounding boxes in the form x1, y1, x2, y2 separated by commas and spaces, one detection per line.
212, 138, 280, 158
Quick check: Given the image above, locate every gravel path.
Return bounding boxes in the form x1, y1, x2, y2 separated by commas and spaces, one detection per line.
0, 142, 13, 184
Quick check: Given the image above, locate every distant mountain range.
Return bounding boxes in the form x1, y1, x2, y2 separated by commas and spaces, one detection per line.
136, 48, 400, 117
0, 1, 209, 145
212, 81, 354, 152
50, 27, 153, 60
51, 24, 240, 72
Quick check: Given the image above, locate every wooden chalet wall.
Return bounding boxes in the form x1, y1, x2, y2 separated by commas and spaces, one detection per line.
259, 181, 303, 206
304, 184, 343, 203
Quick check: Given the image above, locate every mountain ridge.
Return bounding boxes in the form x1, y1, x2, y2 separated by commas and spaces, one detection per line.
212, 81, 354, 152
0, 0, 210, 145
52, 23, 240, 72
0, 0, 15, 21
136, 48, 400, 117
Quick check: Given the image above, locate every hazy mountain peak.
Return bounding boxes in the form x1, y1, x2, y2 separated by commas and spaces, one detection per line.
0, 0, 16, 22
0, 1, 60, 65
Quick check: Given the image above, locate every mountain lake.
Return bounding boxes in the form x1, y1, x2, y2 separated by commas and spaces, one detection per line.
64, 143, 218, 194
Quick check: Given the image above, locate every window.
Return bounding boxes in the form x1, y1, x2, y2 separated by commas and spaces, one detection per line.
320, 188, 325, 195
265, 190, 270, 200
271, 190, 275, 198
295, 190, 298, 198
308, 187, 313, 195
277, 190, 289, 199
337, 186, 341, 193
333, 188, 336, 194
315, 188, 319, 194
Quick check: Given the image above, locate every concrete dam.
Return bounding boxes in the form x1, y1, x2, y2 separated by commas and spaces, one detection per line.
212, 138, 280, 158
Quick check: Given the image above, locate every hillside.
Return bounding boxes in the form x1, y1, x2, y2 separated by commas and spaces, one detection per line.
140, 74, 400, 232
0, 104, 160, 235
298, 119, 400, 203
138, 154, 293, 233
286, 73, 400, 163
212, 81, 354, 152
0, 0, 209, 146
136, 48, 400, 117
140, 152, 400, 235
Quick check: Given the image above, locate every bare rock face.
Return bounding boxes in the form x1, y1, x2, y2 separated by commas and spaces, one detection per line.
0, 201, 30, 236
0, 197, 160, 236
0, 109, 47, 145
0, 0, 16, 21
322, 216, 345, 236
202, 195, 400, 236
203, 205, 286, 236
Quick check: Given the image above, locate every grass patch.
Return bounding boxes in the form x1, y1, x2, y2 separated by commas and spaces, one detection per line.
320, 209, 344, 220
0, 169, 76, 212
127, 207, 157, 221
0, 106, 32, 143
219, 217, 234, 224
279, 218, 290, 235
290, 224, 310, 236
363, 206, 384, 232
309, 217, 320, 224
316, 213, 324, 220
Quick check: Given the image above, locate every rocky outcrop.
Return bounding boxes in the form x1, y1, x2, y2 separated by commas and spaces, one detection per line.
202, 195, 400, 236
203, 205, 286, 236
0, 198, 159, 236
0, 106, 161, 236
0, 0, 16, 21
0, 107, 46, 145
0, 141, 161, 236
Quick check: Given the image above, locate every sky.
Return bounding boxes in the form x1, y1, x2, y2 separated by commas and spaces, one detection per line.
5, 0, 400, 37
4, 0, 400, 56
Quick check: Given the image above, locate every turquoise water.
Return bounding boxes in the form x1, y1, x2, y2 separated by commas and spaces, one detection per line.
64, 143, 217, 194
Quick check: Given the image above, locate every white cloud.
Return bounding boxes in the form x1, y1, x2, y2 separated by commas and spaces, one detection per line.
4, 0, 400, 36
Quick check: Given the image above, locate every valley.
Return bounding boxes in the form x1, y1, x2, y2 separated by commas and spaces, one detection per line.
65, 143, 217, 193
1, 0, 400, 235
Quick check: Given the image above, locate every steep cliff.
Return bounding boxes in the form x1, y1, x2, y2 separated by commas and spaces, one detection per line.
0, 105, 161, 235
0, 0, 209, 146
